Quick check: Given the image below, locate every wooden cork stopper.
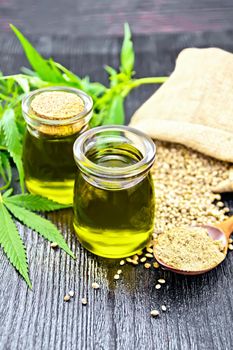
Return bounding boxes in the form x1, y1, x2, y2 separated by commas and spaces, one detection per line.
30, 91, 86, 136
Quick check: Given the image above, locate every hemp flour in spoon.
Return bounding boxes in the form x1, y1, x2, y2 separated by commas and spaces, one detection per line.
154, 226, 225, 272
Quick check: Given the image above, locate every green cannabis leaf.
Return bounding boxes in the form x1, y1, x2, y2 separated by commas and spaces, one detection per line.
120, 23, 135, 77
0, 199, 32, 288
10, 24, 65, 83
1, 109, 24, 192
0, 192, 74, 287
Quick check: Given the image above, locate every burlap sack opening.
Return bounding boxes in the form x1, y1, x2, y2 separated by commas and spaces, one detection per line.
130, 47, 233, 191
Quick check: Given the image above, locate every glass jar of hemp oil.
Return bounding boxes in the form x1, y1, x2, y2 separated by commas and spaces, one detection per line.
73, 125, 156, 258
22, 87, 93, 204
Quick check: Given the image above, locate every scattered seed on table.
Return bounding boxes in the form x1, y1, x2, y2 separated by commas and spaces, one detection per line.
150, 310, 159, 317
114, 274, 120, 280
161, 305, 167, 311
145, 253, 153, 258
144, 263, 151, 269
155, 284, 161, 290
133, 254, 139, 261
81, 298, 87, 305
117, 269, 122, 275
68, 290, 75, 297
64, 295, 70, 302
126, 258, 133, 263
137, 250, 143, 256
153, 262, 159, 268
132, 260, 139, 266
50, 242, 58, 248
140, 257, 147, 263
92, 282, 100, 289
228, 244, 233, 250
229, 238, 233, 244
158, 279, 166, 284
146, 247, 153, 253
120, 260, 125, 266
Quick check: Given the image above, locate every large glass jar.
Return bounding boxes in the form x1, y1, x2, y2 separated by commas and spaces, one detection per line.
73, 125, 156, 258
22, 87, 93, 204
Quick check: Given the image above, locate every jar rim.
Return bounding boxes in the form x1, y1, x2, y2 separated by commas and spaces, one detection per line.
73, 125, 156, 179
22, 86, 93, 126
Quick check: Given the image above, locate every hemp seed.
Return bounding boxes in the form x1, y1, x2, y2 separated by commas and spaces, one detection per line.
155, 284, 161, 290
144, 263, 151, 269
114, 274, 120, 280
64, 295, 71, 302
50, 242, 58, 248
68, 290, 75, 297
161, 305, 167, 312
92, 282, 100, 289
81, 298, 88, 305
158, 279, 166, 284
145, 253, 153, 258
120, 260, 125, 266
146, 247, 153, 254
153, 262, 159, 268
150, 310, 159, 317
140, 257, 147, 263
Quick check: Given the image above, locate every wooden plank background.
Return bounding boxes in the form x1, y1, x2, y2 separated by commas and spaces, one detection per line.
1, 2, 233, 349
2, 0, 233, 35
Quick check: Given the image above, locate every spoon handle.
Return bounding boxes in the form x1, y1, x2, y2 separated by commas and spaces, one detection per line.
216, 216, 233, 238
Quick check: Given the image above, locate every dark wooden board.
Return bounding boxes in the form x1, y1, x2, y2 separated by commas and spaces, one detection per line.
0, 31, 233, 350
2, 0, 233, 36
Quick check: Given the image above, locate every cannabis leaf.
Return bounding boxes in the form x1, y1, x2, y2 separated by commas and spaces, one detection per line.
5, 193, 70, 211
0, 152, 12, 191
10, 24, 65, 83
0, 200, 31, 288
102, 95, 125, 125
0, 192, 74, 288
1, 109, 24, 192
120, 23, 135, 77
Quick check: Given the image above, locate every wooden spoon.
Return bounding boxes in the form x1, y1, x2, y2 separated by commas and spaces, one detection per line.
153, 216, 233, 275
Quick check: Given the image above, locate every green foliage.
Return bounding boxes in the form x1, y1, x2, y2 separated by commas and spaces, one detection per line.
0, 152, 12, 191
0, 192, 75, 287
0, 199, 31, 288
102, 95, 124, 125
5, 193, 70, 211
1, 109, 24, 192
10, 24, 65, 83
4, 202, 74, 258
120, 23, 135, 77
0, 24, 167, 192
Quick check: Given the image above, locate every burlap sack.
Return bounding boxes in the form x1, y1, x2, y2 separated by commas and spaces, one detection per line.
130, 48, 233, 192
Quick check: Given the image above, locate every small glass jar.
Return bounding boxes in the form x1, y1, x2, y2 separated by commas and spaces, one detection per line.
22, 86, 93, 205
73, 125, 156, 258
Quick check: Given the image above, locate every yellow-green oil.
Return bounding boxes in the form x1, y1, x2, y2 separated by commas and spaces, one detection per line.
73, 144, 155, 258
23, 130, 77, 204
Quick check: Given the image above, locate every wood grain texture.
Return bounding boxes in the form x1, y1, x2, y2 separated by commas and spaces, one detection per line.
0, 31, 233, 350
1, 0, 233, 36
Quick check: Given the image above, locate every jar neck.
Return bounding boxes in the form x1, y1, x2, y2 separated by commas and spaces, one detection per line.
73, 125, 156, 190
26, 123, 89, 140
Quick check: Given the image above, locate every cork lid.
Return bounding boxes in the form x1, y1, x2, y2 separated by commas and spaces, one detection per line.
30, 91, 85, 120
22, 87, 93, 137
